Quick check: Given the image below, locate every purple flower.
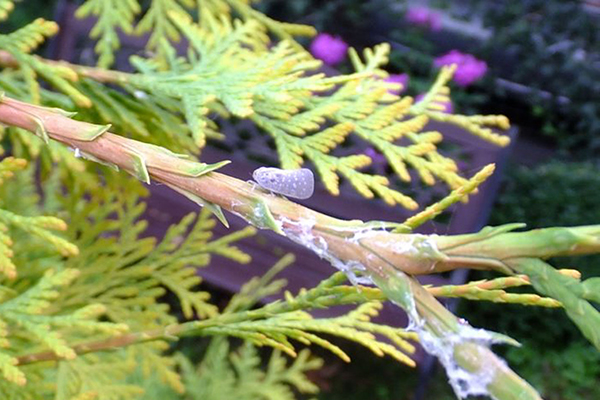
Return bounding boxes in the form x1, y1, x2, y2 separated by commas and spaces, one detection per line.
415, 93, 453, 114
452, 60, 488, 86
405, 7, 442, 32
384, 73, 410, 95
434, 50, 487, 87
310, 33, 348, 66
433, 50, 465, 67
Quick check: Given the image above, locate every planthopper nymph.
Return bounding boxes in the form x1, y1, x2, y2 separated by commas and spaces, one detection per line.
252, 167, 315, 200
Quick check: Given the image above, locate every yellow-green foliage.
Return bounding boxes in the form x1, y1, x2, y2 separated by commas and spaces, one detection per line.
0, 165, 250, 393
0, 157, 77, 279
0, 18, 87, 106
0, 0, 13, 21
197, 261, 417, 365
0, 164, 424, 398
0, 0, 511, 209
75, 0, 141, 68
175, 342, 323, 400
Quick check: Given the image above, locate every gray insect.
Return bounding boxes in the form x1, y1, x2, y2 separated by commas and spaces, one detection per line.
252, 167, 315, 200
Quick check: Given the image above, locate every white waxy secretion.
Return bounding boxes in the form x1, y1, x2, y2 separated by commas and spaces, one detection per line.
252, 167, 315, 200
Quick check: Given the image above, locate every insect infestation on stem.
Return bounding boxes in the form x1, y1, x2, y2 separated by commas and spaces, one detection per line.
253, 167, 315, 200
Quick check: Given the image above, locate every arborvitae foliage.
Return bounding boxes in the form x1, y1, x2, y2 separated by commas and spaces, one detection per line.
0, 1, 509, 209
0, 1, 599, 400
0, 163, 422, 398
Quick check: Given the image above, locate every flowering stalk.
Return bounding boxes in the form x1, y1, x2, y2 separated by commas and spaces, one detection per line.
5, 94, 593, 399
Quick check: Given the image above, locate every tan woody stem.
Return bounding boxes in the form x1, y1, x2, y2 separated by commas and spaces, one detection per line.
0, 95, 543, 399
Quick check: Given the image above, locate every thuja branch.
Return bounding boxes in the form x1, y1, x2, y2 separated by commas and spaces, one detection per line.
4, 94, 595, 396
0, 49, 129, 84
10, 97, 599, 399
15, 267, 568, 367
16, 274, 408, 366
16, 324, 185, 365
0, 95, 556, 399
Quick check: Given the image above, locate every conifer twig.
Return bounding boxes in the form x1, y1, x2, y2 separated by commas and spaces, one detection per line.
0, 95, 550, 399
0, 50, 130, 83
15, 275, 411, 366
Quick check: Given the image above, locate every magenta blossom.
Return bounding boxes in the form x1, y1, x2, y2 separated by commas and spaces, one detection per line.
405, 6, 442, 31
434, 50, 487, 86
310, 33, 348, 66
384, 73, 410, 95
415, 93, 453, 114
